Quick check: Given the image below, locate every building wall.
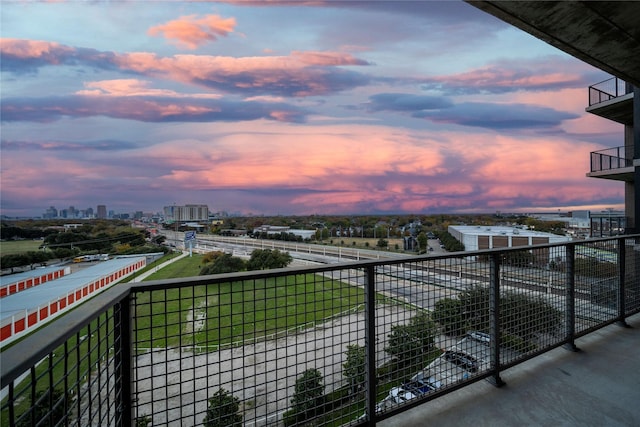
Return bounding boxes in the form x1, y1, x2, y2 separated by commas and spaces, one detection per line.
164, 204, 210, 222
448, 226, 569, 262
478, 235, 490, 250
512, 237, 529, 247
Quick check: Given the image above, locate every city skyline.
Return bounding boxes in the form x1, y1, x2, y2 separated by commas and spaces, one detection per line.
1, 1, 625, 218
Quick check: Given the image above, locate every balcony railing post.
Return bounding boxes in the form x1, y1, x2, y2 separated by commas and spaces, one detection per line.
487, 252, 505, 387
563, 244, 579, 351
115, 295, 133, 427
364, 265, 377, 425
616, 237, 630, 327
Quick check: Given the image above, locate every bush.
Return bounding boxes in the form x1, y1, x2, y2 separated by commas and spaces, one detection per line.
246, 249, 292, 270
202, 389, 242, 427
199, 253, 246, 275
284, 368, 325, 426
136, 414, 151, 427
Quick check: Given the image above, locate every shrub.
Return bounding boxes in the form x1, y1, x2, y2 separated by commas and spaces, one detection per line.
202, 389, 242, 427
284, 368, 325, 426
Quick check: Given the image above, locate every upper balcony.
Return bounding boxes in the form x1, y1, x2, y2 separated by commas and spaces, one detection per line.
1, 236, 640, 426
587, 146, 635, 182
586, 77, 633, 125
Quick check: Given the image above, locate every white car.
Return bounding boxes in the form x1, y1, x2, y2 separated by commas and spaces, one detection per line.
388, 386, 420, 404
468, 331, 491, 344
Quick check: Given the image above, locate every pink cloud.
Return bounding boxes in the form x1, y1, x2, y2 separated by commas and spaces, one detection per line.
111, 50, 370, 96
420, 57, 592, 95
75, 79, 223, 99
2, 39, 371, 96
3, 120, 623, 215
148, 14, 237, 50
291, 51, 370, 66
0, 38, 73, 59
139, 123, 606, 214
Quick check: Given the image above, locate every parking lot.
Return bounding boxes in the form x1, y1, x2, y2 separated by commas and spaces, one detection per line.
373, 331, 503, 412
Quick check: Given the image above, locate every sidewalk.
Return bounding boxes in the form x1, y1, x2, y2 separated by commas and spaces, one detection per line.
130, 251, 189, 282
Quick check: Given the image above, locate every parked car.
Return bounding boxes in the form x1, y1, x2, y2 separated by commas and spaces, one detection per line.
443, 350, 478, 373
403, 380, 435, 395
388, 386, 420, 404
468, 331, 490, 344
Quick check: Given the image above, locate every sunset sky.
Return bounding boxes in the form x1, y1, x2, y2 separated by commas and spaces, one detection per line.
0, 1, 624, 218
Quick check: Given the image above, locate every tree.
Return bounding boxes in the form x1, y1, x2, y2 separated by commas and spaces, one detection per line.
284, 368, 325, 425
200, 253, 246, 275
416, 232, 428, 252
246, 249, 292, 270
455, 285, 563, 348
202, 389, 242, 427
25, 250, 51, 268
52, 247, 76, 259
432, 298, 465, 336
385, 312, 436, 369
434, 230, 465, 252
343, 344, 366, 394
1, 254, 28, 273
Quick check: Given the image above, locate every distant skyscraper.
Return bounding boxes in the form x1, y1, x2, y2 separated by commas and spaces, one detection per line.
163, 204, 209, 222
43, 206, 58, 219
97, 205, 107, 219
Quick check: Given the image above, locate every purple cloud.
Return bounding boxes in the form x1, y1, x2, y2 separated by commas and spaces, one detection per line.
415, 102, 580, 129
367, 93, 453, 112
1, 95, 309, 123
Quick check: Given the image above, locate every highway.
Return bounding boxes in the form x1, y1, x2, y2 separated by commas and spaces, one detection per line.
158, 231, 608, 315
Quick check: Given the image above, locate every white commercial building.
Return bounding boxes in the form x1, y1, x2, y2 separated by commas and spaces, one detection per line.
448, 225, 572, 263
253, 225, 316, 240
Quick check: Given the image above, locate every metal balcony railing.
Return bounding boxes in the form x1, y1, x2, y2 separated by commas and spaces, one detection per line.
590, 146, 633, 173
588, 77, 629, 106
2, 236, 640, 426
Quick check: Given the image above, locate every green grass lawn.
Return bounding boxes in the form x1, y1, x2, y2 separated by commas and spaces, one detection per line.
0, 239, 43, 255
133, 254, 364, 349
144, 253, 205, 279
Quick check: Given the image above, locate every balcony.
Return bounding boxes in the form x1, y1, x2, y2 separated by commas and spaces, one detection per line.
2, 236, 640, 426
587, 146, 635, 182
586, 77, 633, 125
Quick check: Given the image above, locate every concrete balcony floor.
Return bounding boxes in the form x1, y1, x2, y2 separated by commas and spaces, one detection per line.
381, 312, 640, 427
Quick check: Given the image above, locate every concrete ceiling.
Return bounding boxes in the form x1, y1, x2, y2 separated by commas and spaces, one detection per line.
466, 1, 640, 88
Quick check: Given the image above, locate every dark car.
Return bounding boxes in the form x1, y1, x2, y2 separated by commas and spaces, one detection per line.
444, 350, 478, 373
403, 380, 434, 395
